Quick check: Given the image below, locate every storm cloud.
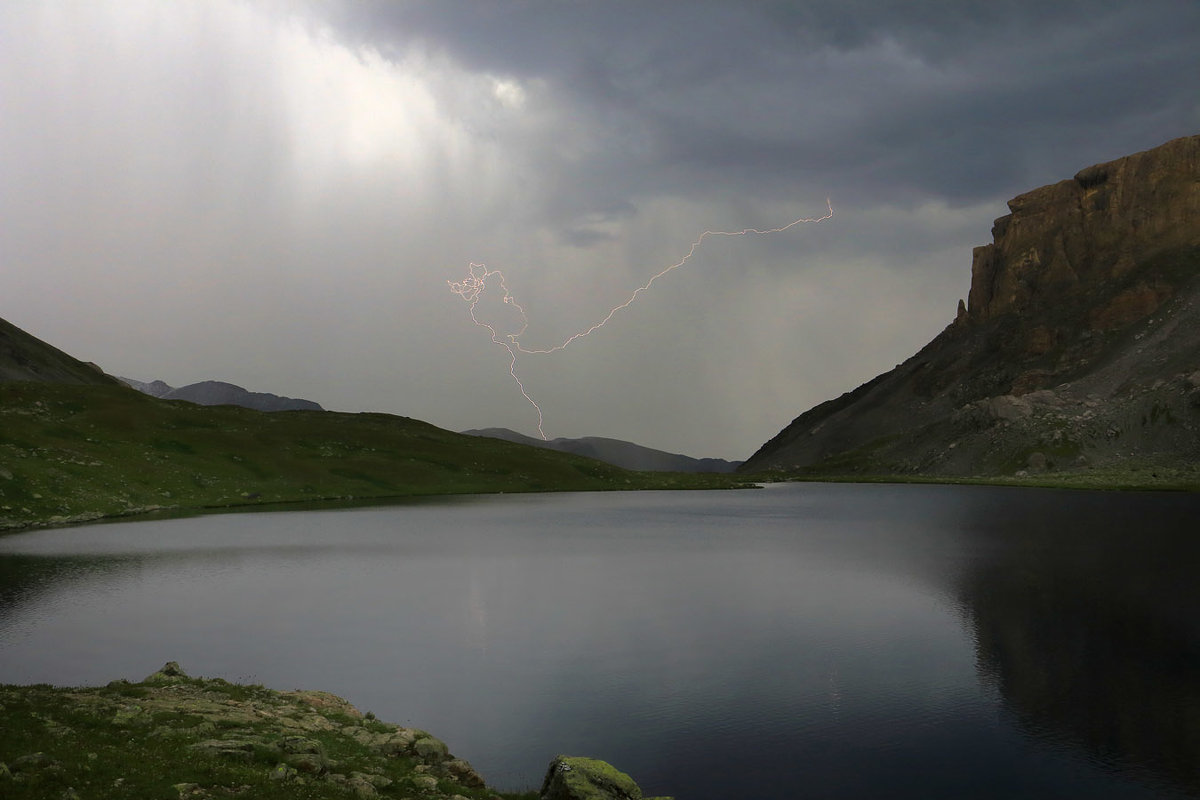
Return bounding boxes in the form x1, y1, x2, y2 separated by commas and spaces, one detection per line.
2, 1, 1197, 458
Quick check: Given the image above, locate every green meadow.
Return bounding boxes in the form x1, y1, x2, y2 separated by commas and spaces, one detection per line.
0, 382, 745, 532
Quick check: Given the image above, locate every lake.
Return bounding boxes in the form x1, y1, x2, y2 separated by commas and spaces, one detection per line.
1, 483, 1198, 798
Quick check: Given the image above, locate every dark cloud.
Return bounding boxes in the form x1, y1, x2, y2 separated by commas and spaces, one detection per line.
2, 1, 1196, 458
312, 0, 1199, 214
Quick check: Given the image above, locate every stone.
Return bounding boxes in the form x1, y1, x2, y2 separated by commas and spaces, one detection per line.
539, 756, 649, 800
379, 728, 419, 755
187, 738, 262, 762
283, 689, 364, 719
285, 751, 330, 775
345, 770, 390, 789
412, 774, 440, 791
277, 735, 324, 755
986, 395, 1032, 422
347, 776, 378, 798
270, 763, 298, 781
412, 735, 449, 763
144, 661, 189, 683
443, 757, 486, 788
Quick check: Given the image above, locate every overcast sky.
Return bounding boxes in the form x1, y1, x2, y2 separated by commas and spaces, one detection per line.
2, 1, 1198, 459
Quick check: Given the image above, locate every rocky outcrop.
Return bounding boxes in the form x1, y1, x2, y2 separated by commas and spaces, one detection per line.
743, 135, 1200, 480
962, 134, 1199, 341
1, 664, 663, 800
540, 756, 672, 800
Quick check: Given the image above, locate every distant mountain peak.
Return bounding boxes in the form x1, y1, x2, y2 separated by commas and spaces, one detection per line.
122, 378, 323, 412
462, 427, 742, 473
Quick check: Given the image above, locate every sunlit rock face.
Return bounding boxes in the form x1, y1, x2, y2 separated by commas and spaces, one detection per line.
964, 134, 1200, 329
743, 135, 1200, 478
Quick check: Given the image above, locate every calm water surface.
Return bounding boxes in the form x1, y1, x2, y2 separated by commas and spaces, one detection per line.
1, 483, 1198, 799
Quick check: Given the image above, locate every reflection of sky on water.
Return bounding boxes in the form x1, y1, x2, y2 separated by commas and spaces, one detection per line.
1, 486, 1197, 798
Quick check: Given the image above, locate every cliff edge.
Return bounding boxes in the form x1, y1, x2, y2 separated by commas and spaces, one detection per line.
742, 135, 1200, 481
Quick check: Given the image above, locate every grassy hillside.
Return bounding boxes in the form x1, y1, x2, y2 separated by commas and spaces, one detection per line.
0, 663, 536, 800
0, 382, 743, 532
0, 318, 120, 385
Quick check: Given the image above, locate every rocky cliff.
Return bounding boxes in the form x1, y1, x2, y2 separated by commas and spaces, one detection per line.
742, 134, 1200, 481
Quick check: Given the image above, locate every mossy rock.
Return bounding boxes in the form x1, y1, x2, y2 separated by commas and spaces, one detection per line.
142, 661, 188, 684
539, 756, 671, 800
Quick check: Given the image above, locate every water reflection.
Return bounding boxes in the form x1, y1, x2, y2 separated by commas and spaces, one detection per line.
1, 486, 1198, 799
952, 490, 1200, 796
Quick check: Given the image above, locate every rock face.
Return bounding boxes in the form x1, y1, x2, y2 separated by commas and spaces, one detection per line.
742, 135, 1200, 478
966, 137, 1200, 328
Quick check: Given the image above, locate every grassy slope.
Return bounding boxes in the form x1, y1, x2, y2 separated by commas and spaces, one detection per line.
0, 667, 538, 800
0, 382, 744, 532
0, 317, 121, 386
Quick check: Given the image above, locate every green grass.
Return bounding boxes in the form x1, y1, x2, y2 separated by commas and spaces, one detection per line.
0, 382, 749, 532
0, 670, 540, 800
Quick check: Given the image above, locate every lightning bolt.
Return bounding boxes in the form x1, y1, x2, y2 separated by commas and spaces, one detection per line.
449, 199, 833, 439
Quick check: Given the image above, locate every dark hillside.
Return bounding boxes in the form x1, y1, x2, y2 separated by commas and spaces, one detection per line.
743, 135, 1200, 483
0, 382, 740, 532
0, 317, 119, 386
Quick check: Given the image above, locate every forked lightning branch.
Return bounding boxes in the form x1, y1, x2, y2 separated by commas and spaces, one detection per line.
448, 199, 833, 439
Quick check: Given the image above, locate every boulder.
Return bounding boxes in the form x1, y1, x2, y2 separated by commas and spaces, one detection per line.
275, 734, 329, 773
411, 735, 449, 763
143, 661, 188, 683
443, 757, 486, 788
539, 756, 671, 800
186, 738, 262, 762
986, 395, 1032, 422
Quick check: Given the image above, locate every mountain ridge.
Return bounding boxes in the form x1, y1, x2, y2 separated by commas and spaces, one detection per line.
742, 134, 1200, 479
121, 378, 324, 412
462, 427, 741, 473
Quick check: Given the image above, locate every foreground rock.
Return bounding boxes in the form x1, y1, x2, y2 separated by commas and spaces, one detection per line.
0, 663, 660, 800
743, 134, 1200, 485
539, 756, 672, 800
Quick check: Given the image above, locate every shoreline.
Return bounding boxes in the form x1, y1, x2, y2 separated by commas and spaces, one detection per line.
0, 662, 667, 800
